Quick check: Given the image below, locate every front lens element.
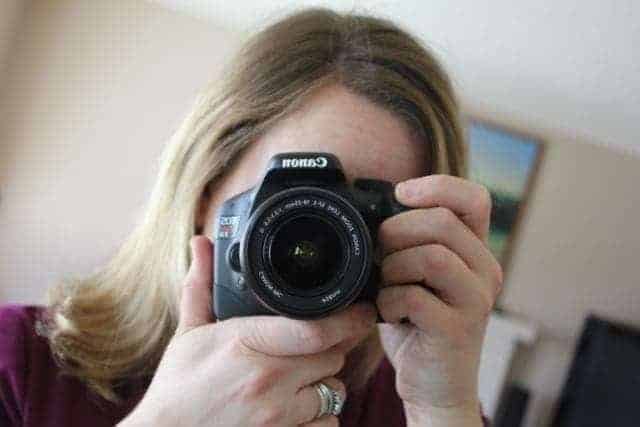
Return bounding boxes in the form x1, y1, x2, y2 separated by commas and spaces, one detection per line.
269, 215, 344, 292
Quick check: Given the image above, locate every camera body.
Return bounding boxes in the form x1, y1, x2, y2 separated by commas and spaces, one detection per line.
213, 152, 407, 320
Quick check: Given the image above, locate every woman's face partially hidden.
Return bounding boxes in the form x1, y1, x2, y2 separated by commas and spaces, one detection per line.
198, 83, 430, 389
201, 84, 429, 236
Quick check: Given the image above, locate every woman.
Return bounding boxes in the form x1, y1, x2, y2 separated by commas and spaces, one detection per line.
0, 7, 501, 427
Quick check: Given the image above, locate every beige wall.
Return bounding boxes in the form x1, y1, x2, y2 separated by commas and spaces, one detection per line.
475, 117, 640, 425
1, 1, 639, 426
0, 0, 30, 90
0, 0, 241, 303
0, 0, 22, 61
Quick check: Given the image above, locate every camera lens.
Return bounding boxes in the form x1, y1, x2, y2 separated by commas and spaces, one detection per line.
242, 188, 373, 318
268, 215, 345, 292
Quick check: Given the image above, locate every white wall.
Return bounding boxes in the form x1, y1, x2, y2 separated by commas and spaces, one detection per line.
154, 0, 640, 156
1, 2, 639, 426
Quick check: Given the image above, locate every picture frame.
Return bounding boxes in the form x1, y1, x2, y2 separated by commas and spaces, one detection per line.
465, 117, 545, 275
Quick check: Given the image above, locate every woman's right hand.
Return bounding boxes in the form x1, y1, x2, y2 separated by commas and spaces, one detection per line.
119, 236, 378, 427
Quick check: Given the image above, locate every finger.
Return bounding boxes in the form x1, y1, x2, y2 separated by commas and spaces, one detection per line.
291, 348, 346, 387
378, 207, 502, 284
381, 244, 493, 311
377, 284, 455, 332
176, 236, 214, 334
329, 315, 377, 355
234, 302, 377, 356
295, 377, 345, 425
395, 175, 492, 243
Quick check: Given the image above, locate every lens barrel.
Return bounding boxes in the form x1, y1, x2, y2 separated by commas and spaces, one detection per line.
240, 187, 372, 318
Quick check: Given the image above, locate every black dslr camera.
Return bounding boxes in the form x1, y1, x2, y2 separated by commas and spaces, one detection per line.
213, 152, 407, 320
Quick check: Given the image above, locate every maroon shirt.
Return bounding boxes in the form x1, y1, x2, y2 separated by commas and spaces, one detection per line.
0, 304, 488, 426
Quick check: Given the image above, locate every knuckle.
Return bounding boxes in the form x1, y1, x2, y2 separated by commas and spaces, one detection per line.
189, 275, 209, 290
476, 289, 495, 320
432, 207, 457, 232
239, 364, 284, 401
253, 405, 287, 427
474, 185, 492, 214
235, 322, 269, 355
429, 174, 449, 192
298, 322, 328, 352
228, 330, 253, 357
406, 287, 426, 315
495, 279, 504, 299
183, 267, 208, 289
173, 325, 193, 339
492, 278, 504, 301
492, 262, 505, 294
422, 244, 450, 274
485, 262, 504, 302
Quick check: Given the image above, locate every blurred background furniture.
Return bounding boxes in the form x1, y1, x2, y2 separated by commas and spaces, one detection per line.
551, 315, 640, 427
494, 383, 531, 427
479, 311, 537, 419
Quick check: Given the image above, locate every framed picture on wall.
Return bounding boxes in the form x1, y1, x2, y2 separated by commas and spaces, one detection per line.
465, 118, 544, 273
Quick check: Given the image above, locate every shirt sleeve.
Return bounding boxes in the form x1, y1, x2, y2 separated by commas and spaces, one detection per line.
0, 304, 31, 426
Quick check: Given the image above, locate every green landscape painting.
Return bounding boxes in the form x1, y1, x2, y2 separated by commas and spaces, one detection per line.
467, 120, 543, 266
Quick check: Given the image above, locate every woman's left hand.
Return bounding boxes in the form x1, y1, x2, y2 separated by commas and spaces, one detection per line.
376, 175, 503, 425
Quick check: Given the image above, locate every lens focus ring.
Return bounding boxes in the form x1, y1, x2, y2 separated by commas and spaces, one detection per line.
240, 187, 373, 319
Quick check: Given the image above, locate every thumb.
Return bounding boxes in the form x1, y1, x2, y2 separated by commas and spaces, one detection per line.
177, 235, 214, 334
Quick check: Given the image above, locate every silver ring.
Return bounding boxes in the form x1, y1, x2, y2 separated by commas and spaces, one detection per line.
314, 382, 345, 418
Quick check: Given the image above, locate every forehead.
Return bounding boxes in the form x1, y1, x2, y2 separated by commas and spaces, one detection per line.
249, 84, 429, 184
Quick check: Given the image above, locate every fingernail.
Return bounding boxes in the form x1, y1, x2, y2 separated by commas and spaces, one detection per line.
189, 237, 201, 267
395, 180, 413, 200
189, 238, 197, 257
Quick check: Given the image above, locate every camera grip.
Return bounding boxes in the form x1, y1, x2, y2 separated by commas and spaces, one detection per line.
213, 284, 259, 321
387, 186, 410, 217
352, 178, 410, 219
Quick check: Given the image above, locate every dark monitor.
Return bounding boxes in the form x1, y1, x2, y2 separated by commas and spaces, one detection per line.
552, 315, 640, 427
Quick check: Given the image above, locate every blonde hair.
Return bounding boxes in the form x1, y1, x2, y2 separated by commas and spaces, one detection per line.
42, 7, 467, 403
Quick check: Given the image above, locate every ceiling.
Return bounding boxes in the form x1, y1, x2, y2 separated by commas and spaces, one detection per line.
150, 0, 639, 154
